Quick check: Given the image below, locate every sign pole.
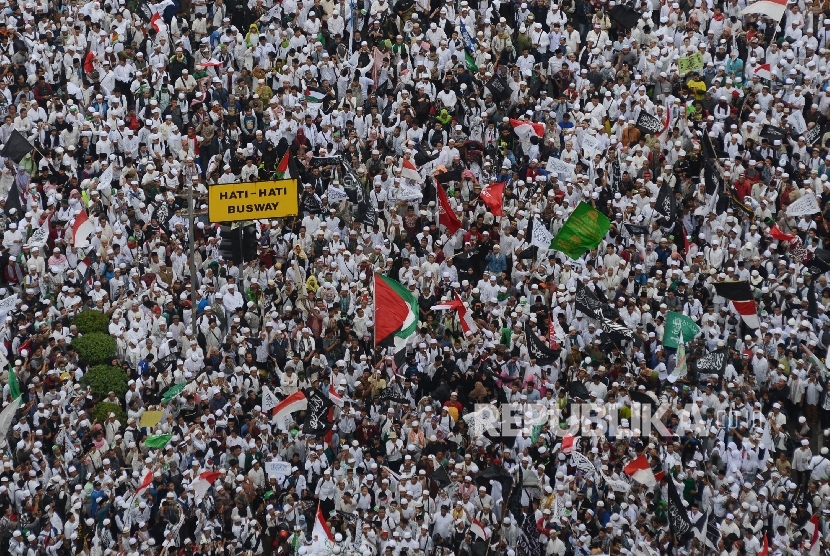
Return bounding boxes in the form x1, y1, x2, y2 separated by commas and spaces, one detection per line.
189, 182, 197, 337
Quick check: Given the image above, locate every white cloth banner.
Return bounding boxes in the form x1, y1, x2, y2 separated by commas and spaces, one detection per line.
398, 184, 423, 201
28, 225, 48, 249
98, 164, 113, 190
327, 185, 349, 203
0, 398, 20, 447
571, 451, 596, 478
546, 157, 575, 180
261, 386, 279, 412
0, 295, 18, 323
582, 135, 600, 154
786, 193, 820, 217
265, 461, 292, 477
530, 219, 553, 248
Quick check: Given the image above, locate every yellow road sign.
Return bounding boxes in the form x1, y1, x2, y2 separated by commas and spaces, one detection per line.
208, 179, 299, 222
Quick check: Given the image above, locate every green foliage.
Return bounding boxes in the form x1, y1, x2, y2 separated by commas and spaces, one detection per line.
92, 402, 126, 425
72, 333, 118, 366
71, 311, 111, 335
80, 365, 129, 398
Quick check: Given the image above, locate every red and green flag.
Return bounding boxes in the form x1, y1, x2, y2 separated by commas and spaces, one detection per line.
276, 150, 290, 179
373, 274, 419, 363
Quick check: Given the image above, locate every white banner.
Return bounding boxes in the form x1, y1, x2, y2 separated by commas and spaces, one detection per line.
546, 157, 575, 179
98, 164, 113, 190
582, 135, 600, 154
786, 193, 820, 217
571, 451, 596, 478
261, 386, 279, 412
398, 184, 423, 201
327, 185, 349, 203
0, 398, 20, 448
265, 461, 292, 477
0, 295, 18, 323
530, 219, 553, 249
28, 225, 48, 249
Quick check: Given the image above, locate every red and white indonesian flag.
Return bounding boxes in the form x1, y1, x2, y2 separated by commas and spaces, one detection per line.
804, 514, 821, 556
740, 0, 786, 21
272, 390, 308, 421
754, 64, 772, 81
400, 159, 423, 183
431, 293, 478, 336
136, 470, 154, 494
510, 118, 546, 141
72, 210, 94, 248
560, 434, 575, 455
731, 300, 760, 329
190, 471, 222, 499
470, 518, 488, 540
329, 384, 344, 407
624, 455, 656, 487
311, 505, 334, 552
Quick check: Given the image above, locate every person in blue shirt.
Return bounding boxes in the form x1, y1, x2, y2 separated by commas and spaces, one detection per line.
485, 244, 507, 274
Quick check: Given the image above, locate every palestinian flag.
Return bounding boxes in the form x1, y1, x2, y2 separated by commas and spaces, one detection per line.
276, 151, 290, 179
304, 87, 326, 112
374, 274, 419, 362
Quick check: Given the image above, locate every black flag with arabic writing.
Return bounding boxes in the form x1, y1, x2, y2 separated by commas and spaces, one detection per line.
516, 505, 542, 556
525, 327, 559, 365
654, 181, 676, 222
301, 388, 334, 435
666, 475, 692, 538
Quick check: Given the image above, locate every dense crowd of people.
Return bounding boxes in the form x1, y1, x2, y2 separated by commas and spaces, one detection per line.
0, 0, 829, 554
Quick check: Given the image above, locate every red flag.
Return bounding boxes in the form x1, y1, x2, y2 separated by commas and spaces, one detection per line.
480, 183, 504, 216
770, 225, 795, 242
758, 535, 769, 556
560, 435, 575, 454
436, 183, 462, 235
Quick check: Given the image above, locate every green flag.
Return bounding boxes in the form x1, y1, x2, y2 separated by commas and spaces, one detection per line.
465, 51, 478, 72
8, 366, 19, 401
550, 202, 611, 260
663, 312, 701, 349
144, 434, 173, 449
667, 333, 688, 383
161, 382, 188, 404
677, 52, 704, 75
